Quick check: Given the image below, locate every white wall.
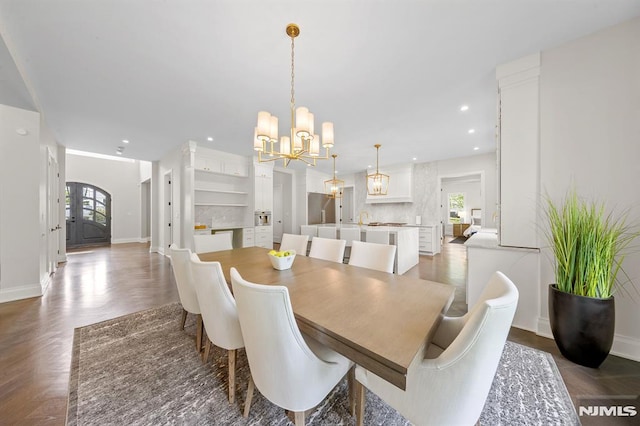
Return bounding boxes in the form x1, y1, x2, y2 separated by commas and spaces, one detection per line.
0, 104, 42, 302
65, 153, 147, 244
156, 146, 185, 254
537, 17, 640, 360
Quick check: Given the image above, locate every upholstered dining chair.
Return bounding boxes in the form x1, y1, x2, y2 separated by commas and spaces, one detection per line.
365, 229, 390, 244
348, 240, 396, 273
193, 233, 233, 254
190, 255, 244, 403
354, 271, 519, 426
279, 233, 309, 256
308, 236, 347, 263
230, 268, 354, 425
169, 245, 203, 351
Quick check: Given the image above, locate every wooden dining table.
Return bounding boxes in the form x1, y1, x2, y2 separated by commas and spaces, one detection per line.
198, 246, 455, 390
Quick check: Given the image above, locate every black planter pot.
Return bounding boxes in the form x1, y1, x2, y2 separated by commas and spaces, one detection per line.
549, 284, 615, 368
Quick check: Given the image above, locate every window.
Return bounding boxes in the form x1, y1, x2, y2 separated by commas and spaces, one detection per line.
448, 192, 465, 224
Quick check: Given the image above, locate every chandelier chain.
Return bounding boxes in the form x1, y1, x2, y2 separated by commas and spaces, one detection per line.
290, 35, 295, 113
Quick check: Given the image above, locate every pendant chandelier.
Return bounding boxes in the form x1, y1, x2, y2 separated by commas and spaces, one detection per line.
324, 154, 344, 199
253, 23, 334, 167
366, 144, 390, 196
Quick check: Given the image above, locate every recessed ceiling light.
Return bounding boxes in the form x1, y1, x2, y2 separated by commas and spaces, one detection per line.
116, 151, 123, 155
468, 129, 475, 134
367, 165, 372, 168
460, 105, 469, 112
412, 157, 417, 161
207, 137, 213, 141
474, 146, 480, 151
122, 139, 129, 144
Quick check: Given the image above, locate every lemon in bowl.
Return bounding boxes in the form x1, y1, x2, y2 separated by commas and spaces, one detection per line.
268, 249, 296, 270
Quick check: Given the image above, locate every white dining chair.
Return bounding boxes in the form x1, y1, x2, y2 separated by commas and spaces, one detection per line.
317, 226, 337, 239
308, 236, 347, 263
354, 271, 519, 426
279, 233, 309, 256
190, 255, 244, 403
230, 268, 354, 425
193, 233, 233, 254
348, 240, 396, 273
169, 245, 203, 350
365, 229, 390, 245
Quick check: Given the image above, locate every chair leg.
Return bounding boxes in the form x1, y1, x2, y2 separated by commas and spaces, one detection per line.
347, 366, 356, 416
195, 315, 203, 351
355, 381, 365, 426
180, 309, 188, 330
228, 349, 237, 403
243, 375, 255, 418
202, 338, 211, 363
294, 411, 305, 426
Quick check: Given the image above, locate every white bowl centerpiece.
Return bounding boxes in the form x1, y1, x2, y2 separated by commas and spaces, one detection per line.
268, 249, 296, 270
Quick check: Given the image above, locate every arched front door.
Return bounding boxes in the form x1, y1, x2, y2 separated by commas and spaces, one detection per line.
66, 182, 111, 248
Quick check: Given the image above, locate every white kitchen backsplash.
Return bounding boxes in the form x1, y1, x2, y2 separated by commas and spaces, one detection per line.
353, 162, 440, 225
195, 206, 250, 228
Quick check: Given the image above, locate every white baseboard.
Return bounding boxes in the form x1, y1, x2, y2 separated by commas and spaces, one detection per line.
41, 274, 52, 295
536, 317, 553, 339
611, 334, 640, 362
111, 238, 144, 244
58, 254, 67, 263
138, 237, 150, 243
0, 284, 42, 303
536, 316, 640, 362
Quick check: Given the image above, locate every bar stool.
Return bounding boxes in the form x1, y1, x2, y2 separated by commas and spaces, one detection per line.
366, 229, 390, 245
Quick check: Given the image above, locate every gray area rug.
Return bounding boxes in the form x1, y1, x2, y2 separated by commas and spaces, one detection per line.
66, 303, 579, 425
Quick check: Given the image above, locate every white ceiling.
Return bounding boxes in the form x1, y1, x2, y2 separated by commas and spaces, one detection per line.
1, 1, 639, 174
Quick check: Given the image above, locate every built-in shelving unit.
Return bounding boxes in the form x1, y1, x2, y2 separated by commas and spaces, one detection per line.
190, 146, 253, 230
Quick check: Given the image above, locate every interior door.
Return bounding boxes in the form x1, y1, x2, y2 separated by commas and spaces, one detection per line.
273, 184, 283, 243
66, 182, 111, 248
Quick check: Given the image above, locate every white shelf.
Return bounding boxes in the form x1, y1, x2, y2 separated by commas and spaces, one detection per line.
194, 188, 248, 195
194, 203, 249, 207
195, 168, 248, 178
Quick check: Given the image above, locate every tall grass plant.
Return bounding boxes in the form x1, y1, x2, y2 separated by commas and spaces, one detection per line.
544, 190, 639, 298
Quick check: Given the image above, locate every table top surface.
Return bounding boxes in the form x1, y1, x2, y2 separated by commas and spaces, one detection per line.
198, 246, 455, 389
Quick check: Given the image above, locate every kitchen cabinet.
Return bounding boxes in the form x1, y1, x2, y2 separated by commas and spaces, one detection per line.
241, 227, 254, 248
365, 164, 413, 204
223, 158, 249, 177
254, 226, 273, 249
195, 152, 249, 177
418, 225, 440, 255
194, 155, 223, 173
254, 164, 273, 212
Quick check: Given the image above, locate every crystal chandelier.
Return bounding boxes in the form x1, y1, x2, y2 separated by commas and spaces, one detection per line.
253, 23, 334, 167
366, 144, 390, 196
324, 154, 344, 199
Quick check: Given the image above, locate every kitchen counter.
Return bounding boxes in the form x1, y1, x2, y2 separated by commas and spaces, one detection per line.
312, 224, 419, 274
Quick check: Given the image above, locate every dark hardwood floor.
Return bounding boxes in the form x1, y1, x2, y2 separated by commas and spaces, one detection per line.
0, 240, 638, 425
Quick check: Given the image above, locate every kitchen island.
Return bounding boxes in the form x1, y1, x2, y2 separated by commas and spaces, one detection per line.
315, 224, 419, 274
